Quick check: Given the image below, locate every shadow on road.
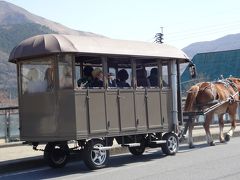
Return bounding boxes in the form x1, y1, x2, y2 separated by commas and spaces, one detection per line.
0, 150, 168, 179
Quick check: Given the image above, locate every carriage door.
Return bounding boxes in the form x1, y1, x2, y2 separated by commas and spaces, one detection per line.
19, 57, 57, 138
118, 89, 136, 131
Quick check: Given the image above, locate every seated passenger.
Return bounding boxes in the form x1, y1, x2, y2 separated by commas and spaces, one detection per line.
77, 66, 93, 87
27, 68, 46, 93
136, 68, 150, 87
91, 68, 103, 87
148, 68, 158, 87
116, 69, 130, 88
60, 66, 73, 89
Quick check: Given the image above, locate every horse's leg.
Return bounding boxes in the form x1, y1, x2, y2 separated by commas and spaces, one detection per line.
225, 105, 237, 142
204, 112, 215, 146
218, 114, 225, 143
188, 119, 195, 148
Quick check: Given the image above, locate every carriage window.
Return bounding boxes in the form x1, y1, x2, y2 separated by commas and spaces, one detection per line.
59, 54, 73, 89
107, 58, 132, 88
20, 57, 54, 94
162, 63, 170, 88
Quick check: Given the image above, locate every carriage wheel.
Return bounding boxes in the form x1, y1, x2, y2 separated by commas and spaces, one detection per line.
161, 133, 179, 155
44, 142, 70, 168
129, 145, 145, 156
83, 139, 109, 170
128, 138, 146, 156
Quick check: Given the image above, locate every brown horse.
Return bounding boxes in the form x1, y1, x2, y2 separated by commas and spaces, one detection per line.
184, 77, 240, 148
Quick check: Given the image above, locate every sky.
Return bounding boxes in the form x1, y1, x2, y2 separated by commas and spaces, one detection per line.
4, 0, 240, 49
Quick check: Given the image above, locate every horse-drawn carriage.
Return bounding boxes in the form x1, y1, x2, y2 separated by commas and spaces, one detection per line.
9, 34, 196, 169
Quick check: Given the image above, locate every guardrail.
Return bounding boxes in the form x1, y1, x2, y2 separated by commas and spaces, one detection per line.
0, 106, 19, 143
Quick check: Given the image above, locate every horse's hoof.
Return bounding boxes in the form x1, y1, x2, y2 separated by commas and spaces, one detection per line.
225, 134, 230, 142
220, 140, 226, 143
209, 141, 216, 146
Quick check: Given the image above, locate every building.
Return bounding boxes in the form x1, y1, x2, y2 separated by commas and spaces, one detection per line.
181, 49, 240, 93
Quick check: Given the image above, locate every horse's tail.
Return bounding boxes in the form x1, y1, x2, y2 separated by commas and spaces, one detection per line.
184, 85, 200, 112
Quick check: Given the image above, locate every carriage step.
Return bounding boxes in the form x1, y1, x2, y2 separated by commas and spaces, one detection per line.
93, 145, 121, 151
122, 143, 141, 147
151, 140, 166, 144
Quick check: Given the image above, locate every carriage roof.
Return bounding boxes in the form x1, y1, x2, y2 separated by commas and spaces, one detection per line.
9, 34, 189, 63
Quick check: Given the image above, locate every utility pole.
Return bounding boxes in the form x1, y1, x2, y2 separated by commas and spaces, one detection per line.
154, 27, 164, 44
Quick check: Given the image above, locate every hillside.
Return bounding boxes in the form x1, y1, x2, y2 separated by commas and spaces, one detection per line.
0, 23, 55, 54
0, 0, 102, 37
182, 33, 240, 58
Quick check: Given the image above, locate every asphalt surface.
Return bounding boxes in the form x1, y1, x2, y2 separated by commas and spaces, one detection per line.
0, 123, 240, 178
1, 137, 240, 180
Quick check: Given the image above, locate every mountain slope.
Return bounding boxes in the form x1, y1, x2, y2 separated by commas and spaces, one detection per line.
0, 23, 55, 54
0, 0, 102, 37
182, 33, 240, 58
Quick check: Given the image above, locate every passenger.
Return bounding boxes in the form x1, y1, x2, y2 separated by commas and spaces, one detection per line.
107, 72, 117, 87
77, 66, 93, 87
26, 68, 46, 93
26, 68, 39, 93
136, 68, 150, 87
91, 68, 103, 87
116, 69, 130, 88
60, 66, 72, 88
148, 68, 158, 87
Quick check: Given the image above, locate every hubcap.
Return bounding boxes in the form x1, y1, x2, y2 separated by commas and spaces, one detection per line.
167, 136, 178, 153
91, 143, 107, 166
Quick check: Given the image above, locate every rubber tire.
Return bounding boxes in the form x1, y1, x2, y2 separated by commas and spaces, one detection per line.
128, 145, 145, 156
83, 139, 109, 170
161, 133, 179, 155
44, 142, 69, 168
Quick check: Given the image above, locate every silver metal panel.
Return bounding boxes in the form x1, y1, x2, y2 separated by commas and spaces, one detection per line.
119, 90, 136, 131
75, 91, 88, 137
170, 60, 178, 132
147, 90, 162, 129
135, 90, 147, 130
88, 90, 107, 134
106, 90, 120, 133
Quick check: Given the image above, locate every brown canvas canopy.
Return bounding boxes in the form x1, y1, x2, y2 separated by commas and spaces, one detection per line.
9, 34, 189, 63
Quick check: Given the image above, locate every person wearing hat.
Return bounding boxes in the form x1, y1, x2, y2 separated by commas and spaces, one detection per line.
91, 68, 104, 87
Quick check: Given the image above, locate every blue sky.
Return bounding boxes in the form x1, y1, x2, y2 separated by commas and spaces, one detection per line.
4, 0, 240, 49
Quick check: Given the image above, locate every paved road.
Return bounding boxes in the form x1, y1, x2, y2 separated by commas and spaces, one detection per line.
1, 137, 240, 180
